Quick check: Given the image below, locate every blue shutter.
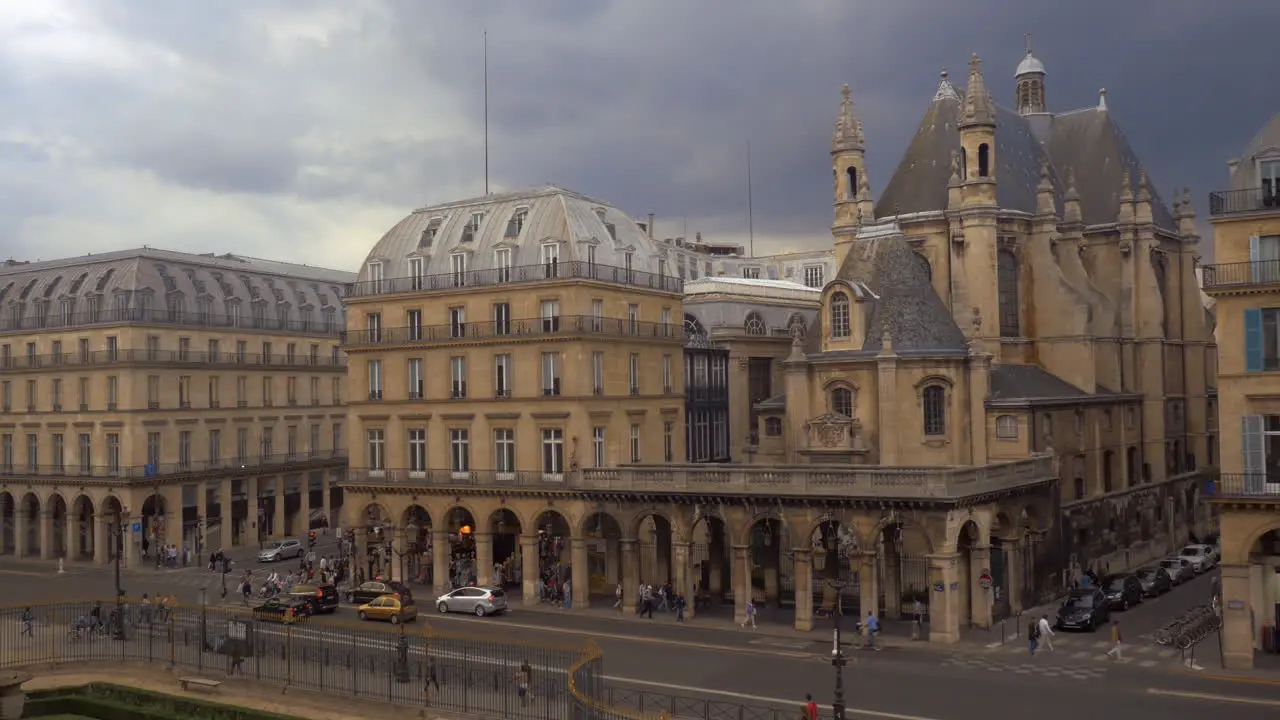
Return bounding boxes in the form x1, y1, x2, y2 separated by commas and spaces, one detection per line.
1242, 415, 1265, 493
1245, 308, 1264, 372
1250, 235, 1261, 283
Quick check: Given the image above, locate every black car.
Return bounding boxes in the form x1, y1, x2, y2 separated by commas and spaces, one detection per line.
1136, 566, 1173, 597
1101, 574, 1143, 611
252, 597, 311, 623
348, 581, 413, 605
1055, 587, 1111, 631
287, 583, 340, 615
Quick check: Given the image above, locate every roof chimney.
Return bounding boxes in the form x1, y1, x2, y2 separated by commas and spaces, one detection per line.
646, 213, 655, 239
695, 231, 702, 242
1227, 158, 1240, 182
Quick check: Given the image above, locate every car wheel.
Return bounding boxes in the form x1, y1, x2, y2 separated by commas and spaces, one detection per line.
391, 614, 401, 625
358, 611, 367, 621
474, 605, 487, 617
437, 602, 449, 614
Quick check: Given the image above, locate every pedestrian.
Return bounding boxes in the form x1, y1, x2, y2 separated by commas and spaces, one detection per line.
802, 693, 819, 720
1037, 615, 1055, 651
675, 593, 686, 623
516, 659, 532, 707
424, 654, 439, 705
563, 579, 572, 610
614, 582, 623, 611
864, 611, 879, 650
1028, 615, 1040, 656
20, 607, 32, 638
1105, 620, 1123, 661
741, 599, 757, 629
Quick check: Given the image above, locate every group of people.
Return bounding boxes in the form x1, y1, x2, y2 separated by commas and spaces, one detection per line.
618, 581, 687, 621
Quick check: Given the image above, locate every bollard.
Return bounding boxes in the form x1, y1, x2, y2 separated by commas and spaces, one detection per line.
57, 558, 64, 574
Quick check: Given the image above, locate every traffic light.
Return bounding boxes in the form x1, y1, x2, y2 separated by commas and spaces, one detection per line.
308, 531, 316, 549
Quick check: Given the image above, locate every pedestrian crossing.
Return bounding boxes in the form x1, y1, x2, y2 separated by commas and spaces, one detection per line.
976, 634, 1179, 669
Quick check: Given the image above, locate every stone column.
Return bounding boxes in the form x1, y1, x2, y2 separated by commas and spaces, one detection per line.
93, 515, 109, 565
124, 516, 139, 570
246, 478, 260, 547
605, 537, 620, 586
520, 535, 539, 605
672, 541, 692, 615
858, 551, 879, 621
39, 510, 53, 560
1006, 539, 1024, 614
432, 529, 449, 594
793, 548, 814, 631
882, 549, 901, 619
14, 509, 27, 558
708, 533, 725, 598
656, 531, 671, 584
620, 539, 639, 613
303, 473, 315, 527
732, 544, 750, 625
219, 478, 233, 549
1220, 562, 1255, 670
272, 476, 285, 539
968, 544, 992, 629
571, 537, 590, 609
195, 480, 208, 554
927, 553, 961, 644
763, 538, 780, 605
322, 472, 333, 529
63, 513, 76, 560
474, 533, 493, 587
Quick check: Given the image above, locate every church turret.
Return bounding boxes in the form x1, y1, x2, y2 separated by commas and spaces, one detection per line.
959, 54, 996, 189
955, 54, 1000, 355
832, 83, 872, 269
1014, 35, 1047, 115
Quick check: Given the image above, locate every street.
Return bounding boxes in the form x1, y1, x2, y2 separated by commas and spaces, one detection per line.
2, 555, 1278, 719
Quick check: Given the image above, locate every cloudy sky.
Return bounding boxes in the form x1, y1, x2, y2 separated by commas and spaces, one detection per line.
0, 0, 1274, 270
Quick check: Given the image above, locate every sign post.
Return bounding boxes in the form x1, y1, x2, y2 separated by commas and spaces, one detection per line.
979, 570, 994, 591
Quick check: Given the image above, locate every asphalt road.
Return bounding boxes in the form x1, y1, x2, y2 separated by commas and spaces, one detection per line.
3, 558, 1278, 720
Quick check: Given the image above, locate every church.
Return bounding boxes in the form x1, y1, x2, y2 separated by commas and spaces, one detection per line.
754, 48, 1217, 578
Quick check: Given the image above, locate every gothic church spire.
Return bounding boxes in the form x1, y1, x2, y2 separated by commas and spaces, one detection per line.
961, 54, 996, 128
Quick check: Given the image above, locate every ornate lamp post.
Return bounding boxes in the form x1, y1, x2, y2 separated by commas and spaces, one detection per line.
113, 507, 129, 641
823, 528, 856, 720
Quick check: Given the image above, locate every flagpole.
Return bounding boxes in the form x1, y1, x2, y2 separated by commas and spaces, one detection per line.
747, 140, 755, 257
484, 30, 489, 195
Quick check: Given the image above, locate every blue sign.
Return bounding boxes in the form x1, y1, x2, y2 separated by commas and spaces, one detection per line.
131, 522, 142, 533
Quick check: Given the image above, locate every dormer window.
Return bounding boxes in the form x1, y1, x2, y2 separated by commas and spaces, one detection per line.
166, 294, 183, 323
1262, 159, 1280, 200
505, 208, 528, 238
594, 208, 606, 222
137, 292, 153, 320
59, 299, 73, 326
605, 221, 617, 241
541, 243, 559, 279
197, 297, 212, 324
419, 218, 442, 249
251, 302, 266, 328
366, 261, 384, 294
462, 212, 482, 242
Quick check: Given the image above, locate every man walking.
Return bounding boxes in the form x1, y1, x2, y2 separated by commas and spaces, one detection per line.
741, 599, 757, 629
863, 611, 880, 650
1037, 615, 1055, 651
802, 693, 819, 720
1028, 615, 1040, 656
1105, 620, 1123, 661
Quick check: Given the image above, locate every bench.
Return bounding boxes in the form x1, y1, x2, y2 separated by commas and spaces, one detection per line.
179, 677, 222, 693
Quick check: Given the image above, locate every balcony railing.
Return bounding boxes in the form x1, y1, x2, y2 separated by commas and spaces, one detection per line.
0, 452, 348, 482
1209, 187, 1280, 217
0, 307, 343, 337
1206, 474, 1280, 499
348, 261, 683, 299
343, 316, 680, 347
0, 349, 347, 372
1199, 260, 1280, 289
344, 455, 1055, 499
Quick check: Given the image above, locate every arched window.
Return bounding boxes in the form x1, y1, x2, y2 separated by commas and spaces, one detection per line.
959, 148, 968, 179
997, 249, 1020, 337
830, 387, 854, 417
995, 415, 1019, 439
683, 313, 707, 345
1126, 446, 1138, 485
764, 417, 783, 437
830, 292, 851, 339
977, 143, 990, 178
846, 167, 858, 200
922, 386, 946, 436
744, 311, 767, 336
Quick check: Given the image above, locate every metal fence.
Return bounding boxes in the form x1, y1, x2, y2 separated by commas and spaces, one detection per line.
602, 686, 804, 720
0, 599, 669, 720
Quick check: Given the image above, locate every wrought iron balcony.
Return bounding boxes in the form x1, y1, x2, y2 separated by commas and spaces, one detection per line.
1209, 188, 1280, 217
347, 261, 683, 299
0, 349, 347, 373
0, 307, 343, 337
345, 455, 1056, 500
343, 316, 681, 347
0, 452, 348, 484
1200, 260, 1280, 290
1205, 474, 1280, 500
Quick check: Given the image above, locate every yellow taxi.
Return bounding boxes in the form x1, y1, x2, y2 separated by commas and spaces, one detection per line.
357, 593, 418, 625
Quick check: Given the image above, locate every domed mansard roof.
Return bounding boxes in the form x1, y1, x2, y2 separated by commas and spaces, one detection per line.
1228, 111, 1280, 191
875, 82, 1176, 231
357, 186, 669, 284
0, 248, 353, 334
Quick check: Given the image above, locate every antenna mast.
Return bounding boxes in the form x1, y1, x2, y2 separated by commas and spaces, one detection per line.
484, 30, 490, 195
747, 140, 755, 257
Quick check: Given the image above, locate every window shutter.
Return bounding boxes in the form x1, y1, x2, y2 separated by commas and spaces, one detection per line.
1242, 414, 1265, 493
1250, 235, 1262, 283
1245, 308, 1264, 372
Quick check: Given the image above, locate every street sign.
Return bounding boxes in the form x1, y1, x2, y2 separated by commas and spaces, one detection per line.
978, 572, 994, 590
131, 522, 142, 533
228, 619, 247, 641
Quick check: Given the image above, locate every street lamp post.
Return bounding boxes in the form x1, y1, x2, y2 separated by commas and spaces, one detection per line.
113, 509, 129, 641
825, 532, 855, 720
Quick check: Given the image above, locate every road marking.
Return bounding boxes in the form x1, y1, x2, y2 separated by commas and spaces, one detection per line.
1175, 671, 1280, 687
426, 614, 811, 659
984, 641, 1003, 648
1138, 660, 1156, 668
1146, 689, 1280, 707
599, 677, 945, 720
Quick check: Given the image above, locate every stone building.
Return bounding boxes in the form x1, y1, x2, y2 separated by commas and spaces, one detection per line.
661, 232, 837, 288
1202, 110, 1280, 669
0, 248, 352, 568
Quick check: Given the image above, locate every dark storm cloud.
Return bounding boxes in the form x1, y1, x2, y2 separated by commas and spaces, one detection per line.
0, 0, 1275, 260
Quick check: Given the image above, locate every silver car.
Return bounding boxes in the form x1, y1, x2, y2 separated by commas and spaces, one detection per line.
436, 586, 509, 617
1157, 556, 1195, 584
257, 539, 303, 562
1179, 544, 1216, 573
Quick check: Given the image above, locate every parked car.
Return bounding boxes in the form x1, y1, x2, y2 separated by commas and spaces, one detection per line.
435, 586, 509, 617
1055, 587, 1111, 631
256, 539, 304, 563
347, 581, 413, 605
1136, 566, 1174, 597
1179, 544, 1216, 573
252, 597, 311, 624
287, 583, 341, 615
1101, 573, 1144, 610
358, 595, 418, 625
1158, 556, 1195, 584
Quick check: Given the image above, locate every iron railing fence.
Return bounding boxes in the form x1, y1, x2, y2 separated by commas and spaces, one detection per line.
1206, 473, 1280, 498
0, 348, 347, 372
601, 685, 804, 720
342, 315, 681, 347
0, 307, 343, 337
0, 453, 347, 482
348, 261, 683, 299
1208, 187, 1280, 216
0, 600, 670, 720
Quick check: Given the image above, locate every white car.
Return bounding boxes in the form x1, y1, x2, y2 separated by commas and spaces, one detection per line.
1178, 544, 1216, 573
257, 539, 304, 562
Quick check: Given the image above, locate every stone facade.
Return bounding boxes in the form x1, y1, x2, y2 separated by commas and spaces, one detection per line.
1202, 110, 1280, 669
0, 248, 353, 567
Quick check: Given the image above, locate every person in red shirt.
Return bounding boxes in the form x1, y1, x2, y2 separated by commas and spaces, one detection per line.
803, 693, 818, 720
